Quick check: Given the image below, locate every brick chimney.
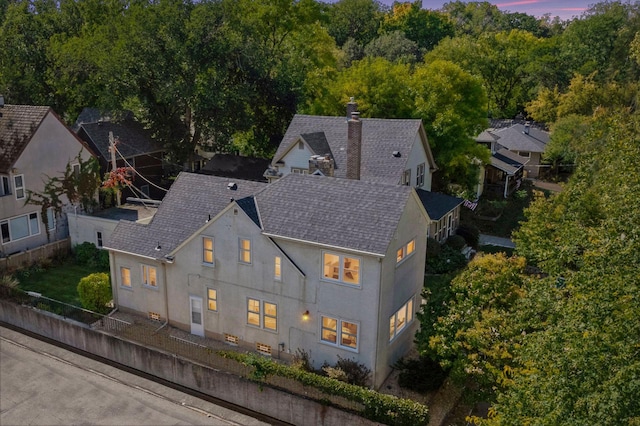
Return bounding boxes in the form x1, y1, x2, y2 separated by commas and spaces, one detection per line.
308, 154, 335, 176
346, 97, 358, 121
347, 112, 362, 180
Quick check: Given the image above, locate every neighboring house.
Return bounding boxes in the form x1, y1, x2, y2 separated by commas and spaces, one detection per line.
200, 154, 270, 182
476, 129, 529, 198
267, 101, 462, 241
479, 120, 550, 178
0, 102, 95, 256
106, 172, 429, 389
75, 108, 167, 200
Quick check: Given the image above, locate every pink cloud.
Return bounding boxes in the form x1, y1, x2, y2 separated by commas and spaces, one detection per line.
496, 0, 540, 6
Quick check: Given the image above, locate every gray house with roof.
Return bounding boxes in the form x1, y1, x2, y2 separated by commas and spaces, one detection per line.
0, 102, 95, 256
106, 172, 429, 389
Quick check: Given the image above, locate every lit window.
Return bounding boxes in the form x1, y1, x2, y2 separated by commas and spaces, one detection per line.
274, 256, 282, 280
417, 163, 425, 187
247, 298, 277, 331
239, 238, 251, 264
142, 265, 157, 287
96, 231, 103, 248
389, 298, 414, 341
321, 315, 358, 350
396, 238, 416, 264
322, 252, 360, 286
120, 267, 131, 287
203, 237, 214, 265
207, 288, 217, 311
13, 175, 25, 200
247, 298, 260, 326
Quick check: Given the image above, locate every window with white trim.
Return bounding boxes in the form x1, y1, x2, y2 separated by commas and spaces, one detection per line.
0, 212, 40, 243
396, 239, 416, 264
291, 167, 308, 175
13, 175, 25, 200
207, 288, 217, 311
389, 298, 414, 341
416, 163, 425, 187
274, 256, 282, 281
120, 267, 131, 288
321, 315, 358, 350
401, 169, 411, 186
203, 237, 214, 265
247, 298, 277, 331
322, 252, 360, 286
239, 238, 251, 264
46, 208, 55, 231
142, 265, 157, 287
0, 175, 10, 196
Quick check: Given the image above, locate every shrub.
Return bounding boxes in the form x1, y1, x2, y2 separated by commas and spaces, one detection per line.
77, 272, 112, 313
291, 348, 313, 372
445, 234, 466, 250
74, 242, 109, 271
426, 237, 441, 257
394, 356, 449, 393
426, 245, 467, 274
0, 274, 19, 288
456, 223, 480, 248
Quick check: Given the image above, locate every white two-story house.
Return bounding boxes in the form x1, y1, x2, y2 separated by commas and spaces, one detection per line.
106, 172, 429, 389
0, 102, 94, 257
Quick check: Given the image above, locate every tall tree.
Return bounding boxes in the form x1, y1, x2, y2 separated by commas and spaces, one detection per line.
381, 1, 454, 52
325, 0, 383, 47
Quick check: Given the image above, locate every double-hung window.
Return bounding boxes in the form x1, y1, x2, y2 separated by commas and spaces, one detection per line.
239, 238, 251, 264
401, 169, 411, 186
396, 239, 416, 264
0, 176, 10, 196
321, 315, 359, 350
203, 237, 214, 265
322, 252, 360, 286
247, 298, 277, 331
13, 175, 25, 200
142, 265, 157, 287
120, 267, 132, 288
274, 256, 282, 281
207, 289, 218, 311
416, 163, 425, 187
389, 298, 414, 341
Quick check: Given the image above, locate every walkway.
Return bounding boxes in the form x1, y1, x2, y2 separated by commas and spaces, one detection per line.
479, 234, 516, 249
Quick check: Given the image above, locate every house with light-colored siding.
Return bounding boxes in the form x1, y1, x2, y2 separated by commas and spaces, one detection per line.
106, 172, 429, 389
0, 103, 95, 256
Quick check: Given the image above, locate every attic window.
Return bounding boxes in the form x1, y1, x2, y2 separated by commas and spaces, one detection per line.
298, 141, 304, 150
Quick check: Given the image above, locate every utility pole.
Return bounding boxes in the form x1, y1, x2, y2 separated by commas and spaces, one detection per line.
109, 131, 121, 206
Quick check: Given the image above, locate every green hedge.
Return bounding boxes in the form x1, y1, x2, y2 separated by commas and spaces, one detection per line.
218, 351, 429, 425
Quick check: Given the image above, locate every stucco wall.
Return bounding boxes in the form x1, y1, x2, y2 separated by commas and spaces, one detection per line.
67, 214, 119, 248
0, 300, 380, 426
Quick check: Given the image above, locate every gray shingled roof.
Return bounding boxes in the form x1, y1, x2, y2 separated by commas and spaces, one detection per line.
0, 105, 50, 173
77, 117, 163, 161
273, 115, 427, 185
300, 132, 333, 161
107, 173, 267, 258
415, 189, 463, 221
491, 149, 526, 175
492, 124, 549, 153
256, 174, 414, 255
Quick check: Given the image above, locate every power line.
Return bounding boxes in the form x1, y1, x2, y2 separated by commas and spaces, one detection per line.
112, 143, 169, 193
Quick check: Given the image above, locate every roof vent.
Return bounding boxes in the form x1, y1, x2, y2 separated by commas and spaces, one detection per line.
392, 151, 401, 158
227, 182, 237, 190
155, 242, 161, 251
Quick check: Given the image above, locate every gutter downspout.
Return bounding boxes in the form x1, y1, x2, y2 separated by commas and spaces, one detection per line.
156, 260, 170, 331
109, 252, 118, 309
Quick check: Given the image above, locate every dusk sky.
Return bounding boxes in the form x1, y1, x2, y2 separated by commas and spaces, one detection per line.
416, 1, 592, 21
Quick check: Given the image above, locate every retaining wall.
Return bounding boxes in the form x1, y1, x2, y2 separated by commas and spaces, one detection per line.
0, 300, 379, 426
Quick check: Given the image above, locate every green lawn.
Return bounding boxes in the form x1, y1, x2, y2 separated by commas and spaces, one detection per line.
16, 259, 103, 306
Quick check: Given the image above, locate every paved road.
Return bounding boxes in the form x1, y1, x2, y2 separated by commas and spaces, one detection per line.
0, 326, 269, 426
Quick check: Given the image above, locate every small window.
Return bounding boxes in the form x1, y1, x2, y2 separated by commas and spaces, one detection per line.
298, 140, 304, 150
401, 169, 410, 186
416, 163, 425, 187
0, 176, 10, 196
239, 238, 251, 264
29, 213, 39, 236
142, 265, 157, 287
14, 175, 25, 200
120, 267, 131, 287
247, 298, 261, 327
46, 208, 55, 231
291, 167, 309, 175
203, 237, 214, 265
1, 221, 9, 244
396, 238, 416, 264
140, 184, 150, 197
321, 315, 358, 350
274, 256, 282, 281
96, 231, 103, 248
264, 302, 277, 331
207, 288, 217, 311
390, 297, 415, 341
